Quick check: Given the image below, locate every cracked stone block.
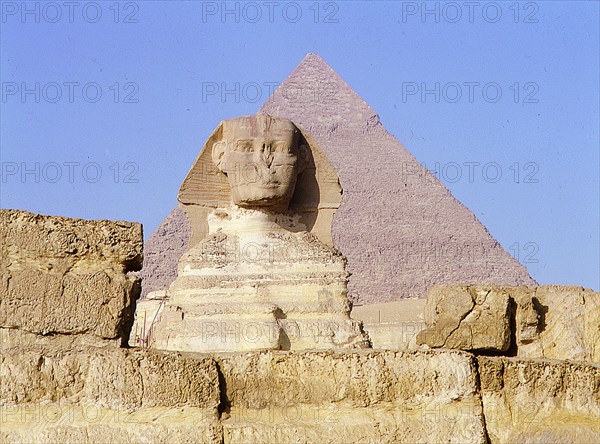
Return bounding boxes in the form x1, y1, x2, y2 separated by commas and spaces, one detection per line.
416, 285, 512, 352
0, 209, 142, 347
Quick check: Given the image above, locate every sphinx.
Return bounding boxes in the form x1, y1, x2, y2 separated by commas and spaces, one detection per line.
150, 114, 369, 351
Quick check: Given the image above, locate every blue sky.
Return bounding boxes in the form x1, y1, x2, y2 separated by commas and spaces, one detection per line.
1, 1, 598, 290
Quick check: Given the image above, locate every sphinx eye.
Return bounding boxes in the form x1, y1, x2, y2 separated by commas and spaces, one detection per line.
235, 140, 253, 153
271, 141, 288, 153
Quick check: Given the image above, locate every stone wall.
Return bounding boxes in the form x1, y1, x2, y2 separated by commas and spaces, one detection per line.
0, 209, 597, 443
2, 346, 598, 443
0, 347, 221, 443
479, 356, 600, 443
216, 350, 486, 443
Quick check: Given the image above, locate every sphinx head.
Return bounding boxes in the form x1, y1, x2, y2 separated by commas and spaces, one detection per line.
211, 114, 305, 210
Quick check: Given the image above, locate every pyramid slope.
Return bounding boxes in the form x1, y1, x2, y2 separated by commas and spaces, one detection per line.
140, 53, 535, 302
137, 205, 190, 297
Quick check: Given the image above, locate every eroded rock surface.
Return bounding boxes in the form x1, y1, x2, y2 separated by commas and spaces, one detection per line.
1, 345, 598, 443
216, 350, 486, 443
479, 356, 600, 443
150, 114, 368, 352
516, 285, 600, 363
0, 346, 221, 443
0, 348, 489, 444
0, 209, 142, 347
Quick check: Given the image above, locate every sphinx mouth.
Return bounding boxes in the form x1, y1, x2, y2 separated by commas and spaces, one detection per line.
233, 183, 282, 191
255, 180, 281, 188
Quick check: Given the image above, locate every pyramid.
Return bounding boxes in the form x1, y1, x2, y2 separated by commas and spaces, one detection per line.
140, 53, 535, 304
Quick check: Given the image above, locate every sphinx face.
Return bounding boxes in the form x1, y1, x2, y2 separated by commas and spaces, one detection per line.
214, 115, 300, 209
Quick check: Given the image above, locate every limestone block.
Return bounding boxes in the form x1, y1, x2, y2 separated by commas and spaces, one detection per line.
1, 418, 223, 444
0, 209, 143, 267
217, 350, 487, 443
0, 346, 221, 443
416, 285, 512, 352
0, 347, 220, 411
479, 356, 600, 443
516, 285, 600, 363
511, 286, 541, 345
278, 316, 367, 351
153, 304, 283, 352
0, 209, 142, 345
152, 304, 369, 352
1, 266, 140, 339
0, 328, 122, 350
415, 284, 599, 362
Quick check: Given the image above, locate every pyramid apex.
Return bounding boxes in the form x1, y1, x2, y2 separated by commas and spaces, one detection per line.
301, 52, 325, 62
261, 53, 381, 131
297, 52, 334, 71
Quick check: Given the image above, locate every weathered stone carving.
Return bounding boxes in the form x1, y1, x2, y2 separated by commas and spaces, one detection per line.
210, 115, 305, 210
177, 113, 342, 248
149, 114, 369, 352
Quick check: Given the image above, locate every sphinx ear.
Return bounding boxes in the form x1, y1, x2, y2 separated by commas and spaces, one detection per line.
297, 144, 310, 174
212, 140, 227, 173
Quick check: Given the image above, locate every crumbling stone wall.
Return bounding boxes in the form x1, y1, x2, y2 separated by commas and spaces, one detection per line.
0, 210, 597, 443
479, 356, 600, 443
2, 347, 598, 444
0, 209, 143, 347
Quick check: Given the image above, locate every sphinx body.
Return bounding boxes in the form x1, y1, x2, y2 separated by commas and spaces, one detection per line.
150, 114, 369, 352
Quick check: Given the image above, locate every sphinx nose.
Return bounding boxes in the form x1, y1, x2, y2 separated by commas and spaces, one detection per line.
258, 144, 274, 168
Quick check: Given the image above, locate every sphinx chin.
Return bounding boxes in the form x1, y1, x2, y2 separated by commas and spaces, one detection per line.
233, 187, 294, 209
236, 201, 289, 215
